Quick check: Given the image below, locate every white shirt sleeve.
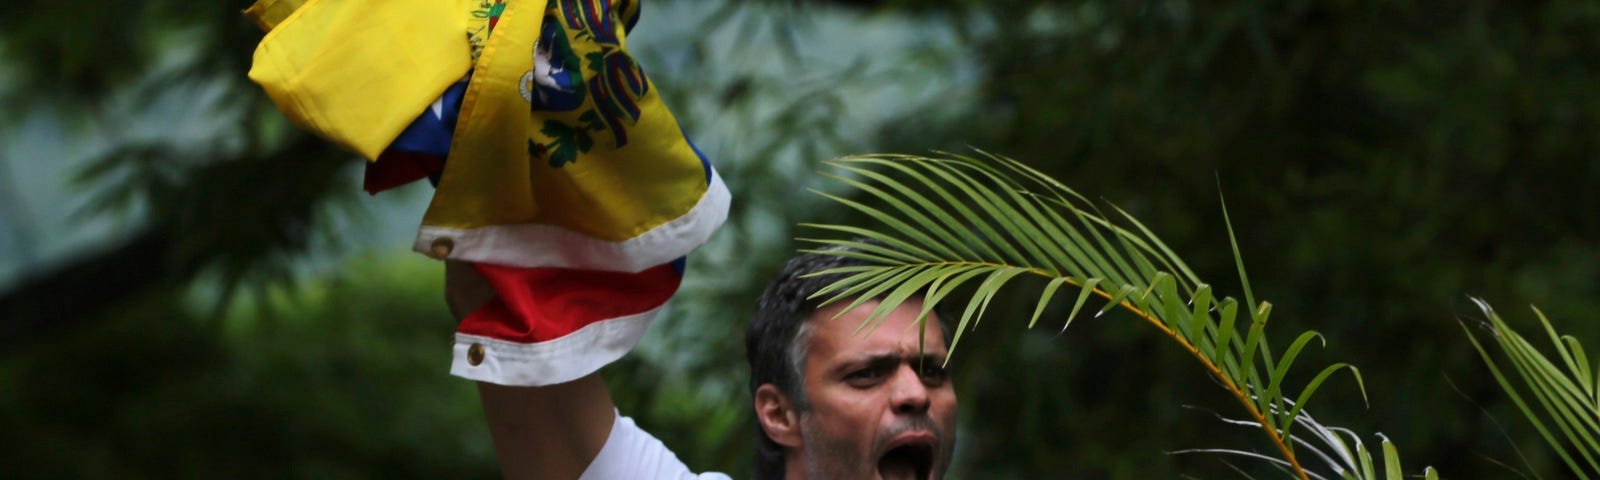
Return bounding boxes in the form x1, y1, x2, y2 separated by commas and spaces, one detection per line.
579, 411, 732, 480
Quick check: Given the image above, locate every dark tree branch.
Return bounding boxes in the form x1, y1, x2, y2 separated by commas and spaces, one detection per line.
0, 131, 350, 350
0, 228, 181, 349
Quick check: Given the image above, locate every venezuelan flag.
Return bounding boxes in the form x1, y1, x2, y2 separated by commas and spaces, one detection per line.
246, 0, 729, 386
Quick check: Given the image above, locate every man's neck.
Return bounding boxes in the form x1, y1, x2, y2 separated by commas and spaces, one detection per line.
784, 453, 807, 480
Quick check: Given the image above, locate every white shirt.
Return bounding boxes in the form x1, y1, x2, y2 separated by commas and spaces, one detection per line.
579, 412, 733, 480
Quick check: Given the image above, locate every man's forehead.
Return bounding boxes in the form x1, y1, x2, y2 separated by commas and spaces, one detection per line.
807, 300, 948, 353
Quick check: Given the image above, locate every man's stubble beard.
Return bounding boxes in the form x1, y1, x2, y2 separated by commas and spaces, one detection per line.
797, 411, 864, 479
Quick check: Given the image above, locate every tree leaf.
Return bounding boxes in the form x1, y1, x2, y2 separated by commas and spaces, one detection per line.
1028, 276, 1072, 329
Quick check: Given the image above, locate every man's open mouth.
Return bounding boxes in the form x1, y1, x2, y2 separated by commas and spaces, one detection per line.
876, 441, 935, 480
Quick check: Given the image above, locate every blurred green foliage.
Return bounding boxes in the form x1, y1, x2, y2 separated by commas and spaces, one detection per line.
2, 0, 1599, 478
1, 255, 496, 478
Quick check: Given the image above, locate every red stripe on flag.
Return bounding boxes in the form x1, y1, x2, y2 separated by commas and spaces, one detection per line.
364, 151, 445, 194
459, 262, 682, 344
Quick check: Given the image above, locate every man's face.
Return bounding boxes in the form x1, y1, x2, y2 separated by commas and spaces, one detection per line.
796, 298, 957, 480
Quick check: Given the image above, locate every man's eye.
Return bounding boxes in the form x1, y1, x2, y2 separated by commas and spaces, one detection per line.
845, 368, 884, 384
919, 364, 949, 381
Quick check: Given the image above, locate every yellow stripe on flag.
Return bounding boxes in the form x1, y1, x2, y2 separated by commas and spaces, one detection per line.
246, 0, 474, 161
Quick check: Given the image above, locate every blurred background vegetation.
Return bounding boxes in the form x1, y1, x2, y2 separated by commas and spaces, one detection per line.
2, 0, 1598, 478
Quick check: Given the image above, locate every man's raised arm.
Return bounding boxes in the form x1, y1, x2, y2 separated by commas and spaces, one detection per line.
244, 0, 729, 477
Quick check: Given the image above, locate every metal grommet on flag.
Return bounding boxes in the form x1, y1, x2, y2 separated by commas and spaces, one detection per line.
467, 343, 486, 366
429, 237, 454, 259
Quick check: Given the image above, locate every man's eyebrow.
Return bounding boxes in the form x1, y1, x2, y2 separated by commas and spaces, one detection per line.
828, 353, 894, 373
830, 351, 948, 373
912, 352, 950, 371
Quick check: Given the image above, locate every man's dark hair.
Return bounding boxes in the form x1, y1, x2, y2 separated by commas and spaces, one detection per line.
745, 243, 949, 480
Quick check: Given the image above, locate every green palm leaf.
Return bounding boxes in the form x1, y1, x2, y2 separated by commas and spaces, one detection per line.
803, 151, 1428, 479
1466, 299, 1600, 479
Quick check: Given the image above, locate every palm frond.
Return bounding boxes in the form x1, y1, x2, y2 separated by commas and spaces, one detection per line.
803, 151, 1431, 479
1465, 299, 1600, 479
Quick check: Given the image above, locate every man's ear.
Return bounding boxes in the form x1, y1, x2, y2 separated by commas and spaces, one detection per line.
754, 384, 802, 447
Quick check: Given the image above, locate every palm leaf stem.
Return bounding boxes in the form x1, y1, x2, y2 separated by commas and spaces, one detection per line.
1097, 277, 1311, 480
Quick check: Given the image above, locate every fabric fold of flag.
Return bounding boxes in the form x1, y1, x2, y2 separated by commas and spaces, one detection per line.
245, 0, 472, 162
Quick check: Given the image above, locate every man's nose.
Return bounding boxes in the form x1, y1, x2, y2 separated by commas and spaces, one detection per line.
890, 364, 931, 414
